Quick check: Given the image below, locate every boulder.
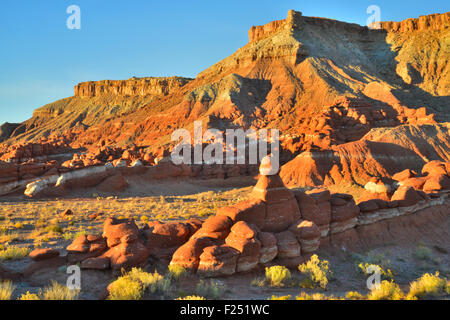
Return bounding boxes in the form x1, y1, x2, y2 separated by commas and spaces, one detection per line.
399, 177, 428, 190
29, 248, 60, 261
422, 161, 448, 176
263, 198, 299, 232
423, 174, 450, 193
274, 231, 301, 258
197, 245, 240, 277
201, 215, 233, 233
217, 199, 266, 229
289, 220, 321, 254
144, 222, 192, 248
392, 169, 416, 181
67, 234, 107, 263
391, 186, 423, 207
257, 232, 278, 264
102, 240, 149, 271
225, 222, 261, 272
102, 218, 140, 248
170, 237, 215, 270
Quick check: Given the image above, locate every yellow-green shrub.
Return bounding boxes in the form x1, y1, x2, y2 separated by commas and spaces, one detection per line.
41, 281, 79, 300
168, 264, 187, 281
367, 280, 404, 300
298, 254, 332, 289
0, 246, 30, 261
406, 272, 448, 300
265, 266, 292, 287
0, 281, 15, 300
18, 291, 40, 300
176, 295, 206, 300
358, 262, 394, 281
269, 295, 291, 300
108, 268, 171, 300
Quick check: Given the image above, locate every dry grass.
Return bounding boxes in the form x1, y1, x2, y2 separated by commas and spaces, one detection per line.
0, 281, 15, 300
0, 187, 252, 248
0, 246, 29, 260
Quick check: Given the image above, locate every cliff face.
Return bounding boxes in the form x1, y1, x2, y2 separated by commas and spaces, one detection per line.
74, 77, 192, 98
379, 12, 450, 32
1, 10, 449, 154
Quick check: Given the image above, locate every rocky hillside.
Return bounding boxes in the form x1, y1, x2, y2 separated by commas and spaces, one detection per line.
1, 10, 448, 149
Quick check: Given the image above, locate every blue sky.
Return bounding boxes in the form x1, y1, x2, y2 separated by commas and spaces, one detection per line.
0, 0, 448, 124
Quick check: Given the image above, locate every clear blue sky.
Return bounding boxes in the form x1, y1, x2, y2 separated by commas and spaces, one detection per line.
0, 0, 448, 124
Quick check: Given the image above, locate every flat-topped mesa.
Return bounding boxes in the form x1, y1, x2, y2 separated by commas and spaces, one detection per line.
74, 76, 193, 98
377, 12, 450, 33
249, 10, 450, 44
248, 10, 370, 43
248, 10, 302, 43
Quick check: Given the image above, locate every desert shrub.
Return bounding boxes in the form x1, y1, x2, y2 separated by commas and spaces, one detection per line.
127, 268, 171, 294
0, 246, 30, 261
195, 280, 226, 300
18, 291, 40, 300
0, 281, 15, 300
108, 268, 171, 300
414, 244, 433, 261
295, 292, 337, 300
108, 276, 144, 300
345, 291, 365, 300
44, 224, 63, 234
269, 295, 292, 300
168, 264, 187, 281
406, 272, 448, 300
367, 280, 404, 300
298, 254, 332, 289
176, 295, 206, 300
265, 266, 292, 287
358, 263, 394, 281
41, 281, 79, 300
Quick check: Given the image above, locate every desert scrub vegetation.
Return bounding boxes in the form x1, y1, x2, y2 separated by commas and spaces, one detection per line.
18, 291, 40, 300
0, 245, 30, 260
352, 250, 394, 280
358, 262, 394, 281
260, 266, 292, 287
0, 187, 252, 243
108, 268, 172, 300
298, 254, 332, 289
176, 295, 206, 300
269, 295, 292, 300
367, 280, 404, 300
194, 279, 227, 300
295, 292, 338, 300
0, 280, 15, 300
168, 264, 187, 281
406, 272, 449, 300
40, 280, 80, 300
414, 244, 434, 261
